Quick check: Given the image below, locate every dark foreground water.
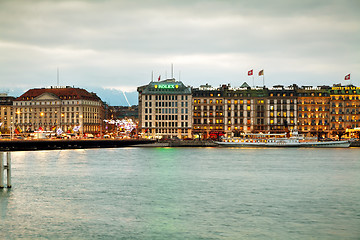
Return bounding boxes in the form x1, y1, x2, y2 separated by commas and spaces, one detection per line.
1, 148, 359, 239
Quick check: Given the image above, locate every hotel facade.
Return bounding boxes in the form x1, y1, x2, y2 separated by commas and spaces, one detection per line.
138, 81, 360, 139
13, 86, 105, 135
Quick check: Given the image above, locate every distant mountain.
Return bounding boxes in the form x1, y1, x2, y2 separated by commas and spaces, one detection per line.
87, 87, 138, 106
0, 87, 138, 107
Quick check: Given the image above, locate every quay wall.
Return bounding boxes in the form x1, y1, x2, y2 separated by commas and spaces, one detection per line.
0, 139, 155, 151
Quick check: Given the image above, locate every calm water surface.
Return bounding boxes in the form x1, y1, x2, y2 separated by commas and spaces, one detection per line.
1, 148, 360, 239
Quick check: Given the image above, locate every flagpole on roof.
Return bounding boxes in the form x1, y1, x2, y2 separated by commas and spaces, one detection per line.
344, 73, 351, 85
258, 69, 265, 87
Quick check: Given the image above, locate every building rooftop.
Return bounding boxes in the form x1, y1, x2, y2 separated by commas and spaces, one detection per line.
15, 86, 102, 102
139, 79, 191, 95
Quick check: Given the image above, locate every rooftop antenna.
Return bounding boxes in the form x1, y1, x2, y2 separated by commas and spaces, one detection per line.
151, 71, 154, 82
57, 67, 59, 87
171, 63, 174, 79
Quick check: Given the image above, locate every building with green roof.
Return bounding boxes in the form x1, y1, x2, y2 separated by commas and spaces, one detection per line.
137, 79, 192, 139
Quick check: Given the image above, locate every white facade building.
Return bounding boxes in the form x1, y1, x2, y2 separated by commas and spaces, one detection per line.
138, 79, 192, 139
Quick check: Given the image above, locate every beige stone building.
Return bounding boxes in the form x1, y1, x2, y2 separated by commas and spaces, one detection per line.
0, 93, 15, 134
13, 86, 105, 135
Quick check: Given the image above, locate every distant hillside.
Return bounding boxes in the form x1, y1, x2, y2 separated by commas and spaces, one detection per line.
1, 87, 138, 107
89, 87, 138, 106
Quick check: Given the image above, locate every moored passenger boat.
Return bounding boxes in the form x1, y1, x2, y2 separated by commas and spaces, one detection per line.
215, 131, 350, 148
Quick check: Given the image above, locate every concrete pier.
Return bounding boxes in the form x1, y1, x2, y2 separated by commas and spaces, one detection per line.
0, 152, 11, 188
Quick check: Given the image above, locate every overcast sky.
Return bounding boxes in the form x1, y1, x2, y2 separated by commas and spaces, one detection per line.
1, 0, 359, 102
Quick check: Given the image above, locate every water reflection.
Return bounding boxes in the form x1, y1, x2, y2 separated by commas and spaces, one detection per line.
1, 148, 359, 239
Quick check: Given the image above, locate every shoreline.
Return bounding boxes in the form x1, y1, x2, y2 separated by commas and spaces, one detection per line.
0, 139, 358, 151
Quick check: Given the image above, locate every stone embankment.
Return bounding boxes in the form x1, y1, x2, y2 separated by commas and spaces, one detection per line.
0, 139, 155, 151
135, 140, 217, 147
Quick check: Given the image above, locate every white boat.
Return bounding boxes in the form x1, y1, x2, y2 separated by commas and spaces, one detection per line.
215, 131, 350, 148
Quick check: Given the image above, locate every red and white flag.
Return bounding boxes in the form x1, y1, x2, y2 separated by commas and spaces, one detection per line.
248, 69, 253, 76
345, 74, 350, 80
158, 75, 161, 81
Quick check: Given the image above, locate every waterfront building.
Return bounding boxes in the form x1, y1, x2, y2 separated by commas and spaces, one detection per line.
109, 105, 139, 120
104, 105, 139, 135
297, 86, 331, 137
0, 93, 15, 134
192, 83, 298, 138
329, 86, 360, 138
192, 84, 225, 139
13, 86, 105, 135
266, 85, 298, 133
137, 79, 192, 139
223, 85, 268, 136
138, 79, 360, 140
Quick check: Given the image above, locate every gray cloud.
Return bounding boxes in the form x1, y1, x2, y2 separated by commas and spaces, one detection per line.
1, 0, 359, 104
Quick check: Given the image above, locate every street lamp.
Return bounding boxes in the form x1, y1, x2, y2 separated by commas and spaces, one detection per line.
79, 114, 83, 138
10, 117, 13, 140
61, 113, 64, 132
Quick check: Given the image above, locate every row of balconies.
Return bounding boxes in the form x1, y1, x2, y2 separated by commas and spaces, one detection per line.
298, 116, 329, 119
331, 104, 360, 108
300, 123, 329, 126
15, 121, 82, 125
298, 101, 330, 105
331, 111, 360, 114
331, 96, 360, 101
330, 119, 358, 122
299, 108, 329, 112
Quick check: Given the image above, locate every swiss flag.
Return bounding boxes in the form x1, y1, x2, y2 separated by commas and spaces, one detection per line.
345, 74, 350, 80
248, 69, 253, 76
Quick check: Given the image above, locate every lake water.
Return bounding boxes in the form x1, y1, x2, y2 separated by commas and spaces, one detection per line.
1, 147, 360, 239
